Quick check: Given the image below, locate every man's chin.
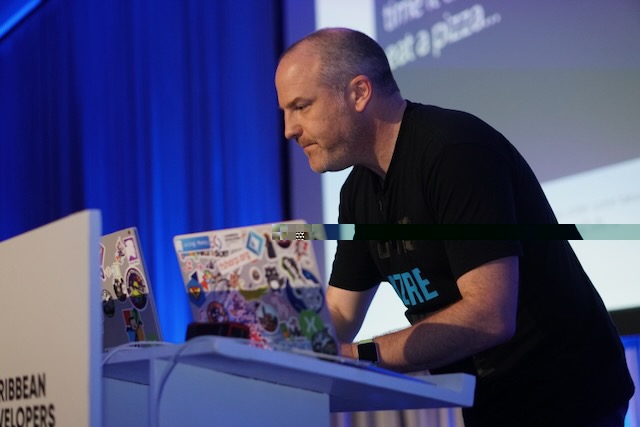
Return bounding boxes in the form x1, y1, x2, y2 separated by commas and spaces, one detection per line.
308, 161, 328, 174
308, 160, 350, 174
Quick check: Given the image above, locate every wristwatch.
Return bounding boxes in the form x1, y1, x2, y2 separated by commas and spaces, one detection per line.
357, 339, 379, 365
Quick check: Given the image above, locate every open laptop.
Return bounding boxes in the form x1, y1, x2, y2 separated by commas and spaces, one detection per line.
173, 221, 339, 355
100, 227, 162, 352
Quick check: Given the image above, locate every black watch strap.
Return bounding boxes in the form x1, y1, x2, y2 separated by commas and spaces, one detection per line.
357, 339, 379, 365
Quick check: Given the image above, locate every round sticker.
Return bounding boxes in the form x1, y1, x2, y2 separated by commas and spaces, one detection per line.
257, 302, 279, 334
126, 268, 148, 310
207, 301, 228, 323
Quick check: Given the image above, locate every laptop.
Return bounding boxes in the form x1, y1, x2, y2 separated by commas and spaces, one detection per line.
173, 220, 339, 355
100, 227, 163, 352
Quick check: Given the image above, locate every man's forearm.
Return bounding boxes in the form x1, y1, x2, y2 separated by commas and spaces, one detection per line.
352, 298, 514, 372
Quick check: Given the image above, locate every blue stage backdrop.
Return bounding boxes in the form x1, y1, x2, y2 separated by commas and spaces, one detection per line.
0, 0, 286, 343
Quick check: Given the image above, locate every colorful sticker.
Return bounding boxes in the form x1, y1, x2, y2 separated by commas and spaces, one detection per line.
123, 308, 145, 342
207, 301, 228, 323
301, 268, 319, 285
186, 272, 205, 306
263, 292, 296, 322
114, 238, 126, 264
286, 281, 324, 313
238, 280, 268, 301
299, 310, 323, 339
126, 267, 148, 310
227, 292, 258, 323
123, 236, 140, 265
177, 235, 211, 252
216, 249, 257, 276
246, 231, 264, 257
256, 302, 279, 334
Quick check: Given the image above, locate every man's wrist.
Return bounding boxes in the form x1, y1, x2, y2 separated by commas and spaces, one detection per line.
340, 342, 357, 359
356, 338, 379, 365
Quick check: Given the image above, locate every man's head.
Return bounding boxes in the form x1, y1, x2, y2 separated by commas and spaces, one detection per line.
275, 28, 401, 173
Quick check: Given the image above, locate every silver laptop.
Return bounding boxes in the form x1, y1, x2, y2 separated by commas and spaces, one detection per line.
100, 227, 163, 352
173, 220, 338, 355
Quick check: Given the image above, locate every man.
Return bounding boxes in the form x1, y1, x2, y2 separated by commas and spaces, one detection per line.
275, 28, 634, 426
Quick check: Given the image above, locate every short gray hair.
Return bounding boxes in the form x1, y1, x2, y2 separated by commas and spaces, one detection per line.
283, 28, 400, 97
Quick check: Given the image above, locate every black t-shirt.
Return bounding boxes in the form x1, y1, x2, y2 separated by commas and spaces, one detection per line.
330, 102, 634, 425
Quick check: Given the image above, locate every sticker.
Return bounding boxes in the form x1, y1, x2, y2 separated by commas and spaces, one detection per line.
123, 308, 145, 342
263, 233, 277, 259
217, 249, 257, 276
201, 270, 215, 292
299, 310, 323, 339
264, 265, 285, 291
114, 238, 126, 264
228, 292, 258, 323
223, 232, 243, 246
123, 236, 140, 265
238, 279, 268, 301
311, 328, 338, 355
301, 268, 319, 285
283, 317, 302, 338
246, 231, 264, 257
186, 272, 205, 306
287, 317, 302, 337
207, 301, 228, 323
294, 240, 309, 257
99, 243, 106, 281
249, 266, 262, 284
282, 256, 302, 282
276, 240, 292, 249
102, 289, 115, 318
263, 292, 296, 321
248, 324, 269, 348
112, 263, 127, 301
177, 235, 211, 252
286, 281, 324, 313
256, 302, 279, 334
126, 267, 148, 310
228, 271, 243, 290
113, 277, 127, 302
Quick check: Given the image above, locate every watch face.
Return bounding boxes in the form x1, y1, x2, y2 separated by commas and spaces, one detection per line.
358, 341, 379, 363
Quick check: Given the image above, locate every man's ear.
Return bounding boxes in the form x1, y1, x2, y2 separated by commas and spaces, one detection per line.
349, 75, 373, 112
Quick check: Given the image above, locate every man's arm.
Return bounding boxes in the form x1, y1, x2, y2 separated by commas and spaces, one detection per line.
326, 284, 379, 343
339, 256, 519, 372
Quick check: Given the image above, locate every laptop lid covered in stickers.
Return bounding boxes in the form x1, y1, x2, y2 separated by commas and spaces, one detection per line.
173, 220, 339, 355
100, 227, 163, 352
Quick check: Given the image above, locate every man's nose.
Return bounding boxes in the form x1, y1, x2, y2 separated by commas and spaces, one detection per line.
284, 115, 302, 141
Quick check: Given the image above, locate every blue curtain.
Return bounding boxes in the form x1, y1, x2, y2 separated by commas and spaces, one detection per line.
0, 0, 285, 342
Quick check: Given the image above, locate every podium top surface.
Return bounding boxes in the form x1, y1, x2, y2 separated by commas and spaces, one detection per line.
103, 336, 475, 412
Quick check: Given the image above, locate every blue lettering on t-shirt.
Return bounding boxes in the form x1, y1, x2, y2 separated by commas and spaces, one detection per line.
387, 268, 439, 307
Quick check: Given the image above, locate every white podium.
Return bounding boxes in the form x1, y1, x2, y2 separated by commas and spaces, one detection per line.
0, 210, 102, 427
103, 336, 475, 427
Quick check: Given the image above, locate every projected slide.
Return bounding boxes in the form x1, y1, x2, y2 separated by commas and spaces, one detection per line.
285, 0, 640, 338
